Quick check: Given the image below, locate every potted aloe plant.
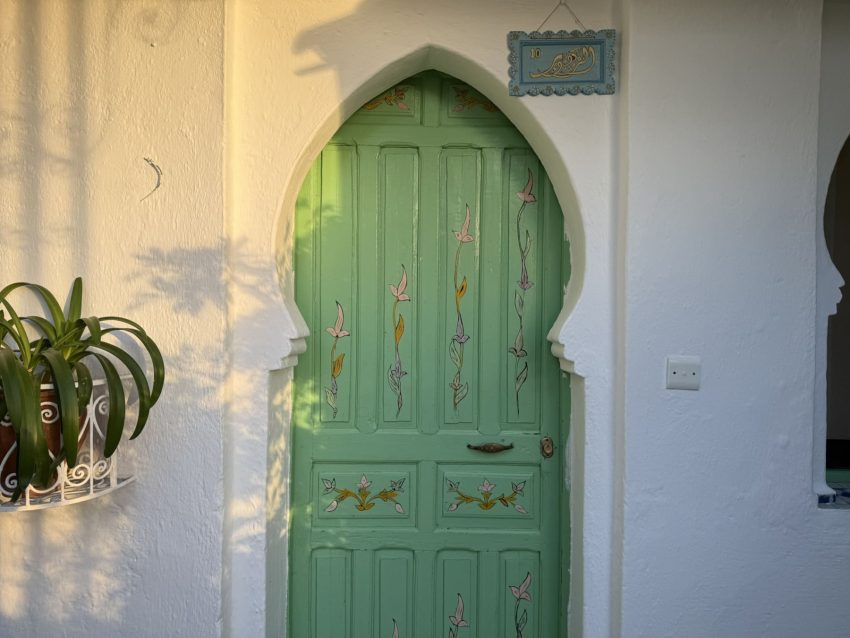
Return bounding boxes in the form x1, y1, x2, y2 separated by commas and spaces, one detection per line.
0, 277, 164, 501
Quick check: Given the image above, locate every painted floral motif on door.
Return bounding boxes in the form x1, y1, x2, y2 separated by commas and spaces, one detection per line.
509, 170, 537, 412
363, 86, 411, 111
446, 478, 527, 514
322, 474, 406, 514
509, 572, 533, 638
447, 593, 470, 637
449, 205, 475, 410
324, 302, 350, 419
388, 266, 411, 416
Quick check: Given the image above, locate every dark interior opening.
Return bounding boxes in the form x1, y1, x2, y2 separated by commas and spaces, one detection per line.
826, 136, 850, 469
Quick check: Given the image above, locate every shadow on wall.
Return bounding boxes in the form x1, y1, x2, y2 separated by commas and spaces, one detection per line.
0, 2, 201, 637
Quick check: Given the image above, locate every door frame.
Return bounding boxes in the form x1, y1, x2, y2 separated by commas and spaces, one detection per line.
229, 45, 605, 638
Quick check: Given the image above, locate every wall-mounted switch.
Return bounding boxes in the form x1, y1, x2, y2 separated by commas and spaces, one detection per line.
666, 355, 701, 391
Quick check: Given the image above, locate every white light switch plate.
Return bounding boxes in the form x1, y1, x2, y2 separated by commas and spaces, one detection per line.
666, 355, 701, 391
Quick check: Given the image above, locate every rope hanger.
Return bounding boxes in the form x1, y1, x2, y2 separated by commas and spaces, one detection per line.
535, 0, 588, 32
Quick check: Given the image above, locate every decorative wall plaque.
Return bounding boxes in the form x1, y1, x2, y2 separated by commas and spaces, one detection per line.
508, 30, 617, 96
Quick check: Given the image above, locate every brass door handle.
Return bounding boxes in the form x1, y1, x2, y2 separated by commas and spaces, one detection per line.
466, 442, 514, 453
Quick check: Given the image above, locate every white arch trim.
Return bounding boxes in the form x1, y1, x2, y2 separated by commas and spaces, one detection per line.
225, 43, 616, 638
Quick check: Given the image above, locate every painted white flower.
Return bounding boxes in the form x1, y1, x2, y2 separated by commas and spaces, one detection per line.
395, 503, 405, 514
325, 301, 350, 338
479, 479, 495, 494
390, 478, 406, 493
321, 478, 336, 494
325, 499, 338, 513
515, 504, 527, 514
449, 593, 469, 628
510, 572, 532, 602
448, 502, 459, 512
358, 475, 372, 491
446, 479, 460, 493
389, 267, 411, 302
512, 481, 526, 495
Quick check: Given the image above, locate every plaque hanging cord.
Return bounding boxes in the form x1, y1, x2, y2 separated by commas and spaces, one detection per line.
536, 0, 587, 32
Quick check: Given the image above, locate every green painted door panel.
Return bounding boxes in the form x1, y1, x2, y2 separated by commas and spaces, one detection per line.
290, 71, 570, 638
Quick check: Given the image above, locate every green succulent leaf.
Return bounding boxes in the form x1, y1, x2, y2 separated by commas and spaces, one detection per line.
0, 282, 67, 337
100, 325, 165, 405
0, 302, 32, 369
72, 361, 93, 410
68, 277, 83, 324
91, 342, 151, 441
39, 349, 81, 466
89, 353, 125, 458
22, 316, 57, 343
0, 350, 47, 496
77, 316, 102, 345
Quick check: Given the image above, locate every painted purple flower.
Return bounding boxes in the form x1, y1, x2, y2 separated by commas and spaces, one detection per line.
452, 313, 470, 344
510, 572, 532, 602
389, 266, 411, 302
325, 301, 350, 338
358, 475, 372, 491
479, 479, 495, 494
453, 205, 475, 243
516, 169, 537, 204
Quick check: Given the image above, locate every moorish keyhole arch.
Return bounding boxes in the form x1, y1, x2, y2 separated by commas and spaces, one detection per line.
825, 135, 850, 470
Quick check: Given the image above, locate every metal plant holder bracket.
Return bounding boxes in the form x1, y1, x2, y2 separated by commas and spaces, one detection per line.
0, 387, 134, 512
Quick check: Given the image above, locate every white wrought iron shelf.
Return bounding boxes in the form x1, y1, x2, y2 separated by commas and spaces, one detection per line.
0, 382, 136, 512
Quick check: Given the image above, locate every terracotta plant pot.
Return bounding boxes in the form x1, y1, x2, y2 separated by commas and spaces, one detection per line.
0, 387, 89, 499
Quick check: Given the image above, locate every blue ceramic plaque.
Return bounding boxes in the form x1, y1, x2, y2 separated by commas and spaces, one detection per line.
508, 30, 616, 96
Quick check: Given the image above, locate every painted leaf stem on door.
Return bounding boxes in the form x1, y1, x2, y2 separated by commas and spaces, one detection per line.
450, 205, 475, 411
324, 301, 350, 419
509, 170, 537, 413
447, 593, 470, 637
509, 572, 533, 638
322, 474, 406, 514
388, 266, 411, 416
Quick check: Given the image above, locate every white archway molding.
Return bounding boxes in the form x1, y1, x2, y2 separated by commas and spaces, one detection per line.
226, 8, 619, 636
271, 44, 589, 368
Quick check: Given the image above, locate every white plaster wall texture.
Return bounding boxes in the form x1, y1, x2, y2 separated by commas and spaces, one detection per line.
0, 2, 225, 637
622, 1, 850, 636
1, 0, 848, 637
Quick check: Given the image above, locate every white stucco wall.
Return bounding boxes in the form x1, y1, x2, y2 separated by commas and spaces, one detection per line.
621, 1, 850, 636
0, 2, 225, 637
2, 1, 849, 637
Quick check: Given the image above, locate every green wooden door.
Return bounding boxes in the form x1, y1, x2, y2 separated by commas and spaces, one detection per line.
290, 71, 570, 638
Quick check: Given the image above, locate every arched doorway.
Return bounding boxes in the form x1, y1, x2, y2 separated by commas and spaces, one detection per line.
826, 136, 850, 476
287, 71, 571, 637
